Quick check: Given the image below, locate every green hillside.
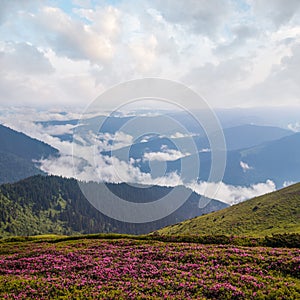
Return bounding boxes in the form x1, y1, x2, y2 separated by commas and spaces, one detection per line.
158, 182, 300, 237
0, 175, 227, 237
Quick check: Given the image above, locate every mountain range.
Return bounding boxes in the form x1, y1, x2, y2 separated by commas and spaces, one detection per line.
104, 124, 292, 159
0, 124, 58, 184
95, 121, 298, 187
193, 132, 300, 187
1, 112, 300, 237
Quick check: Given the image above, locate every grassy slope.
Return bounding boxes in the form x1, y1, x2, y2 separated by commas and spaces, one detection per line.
158, 182, 300, 237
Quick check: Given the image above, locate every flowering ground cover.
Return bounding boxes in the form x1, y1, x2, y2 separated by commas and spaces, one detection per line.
0, 238, 299, 299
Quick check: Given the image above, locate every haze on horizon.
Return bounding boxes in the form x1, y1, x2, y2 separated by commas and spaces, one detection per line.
0, 0, 300, 110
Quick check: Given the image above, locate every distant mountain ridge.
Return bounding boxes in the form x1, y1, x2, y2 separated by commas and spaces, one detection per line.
100, 124, 295, 186
102, 124, 292, 157
165, 132, 300, 187
158, 182, 300, 236
0, 175, 227, 237
0, 124, 58, 184
222, 124, 292, 151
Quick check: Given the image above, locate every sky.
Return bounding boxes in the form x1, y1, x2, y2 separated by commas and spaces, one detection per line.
1, 0, 300, 109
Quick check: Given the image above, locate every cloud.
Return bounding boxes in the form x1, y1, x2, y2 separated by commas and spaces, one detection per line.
283, 180, 295, 187
0, 42, 54, 74
0, 109, 133, 157
32, 6, 117, 63
143, 145, 190, 162
0, 107, 83, 122
240, 42, 300, 106
282, 181, 296, 187
0, 0, 37, 25
20, 113, 184, 186
253, 0, 300, 28
0, 41, 57, 106
39, 148, 277, 206
288, 122, 300, 132
188, 180, 276, 205
0, 115, 73, 154
38, 155, 84, 179
96, 131, 134, 151
129, 34, 158, 72
152, 0, 232, 37
214, 24, 259, 57
170, 132, 196, 139
182, 56, 253, 104
240, 161, 253, 172
38, 151, 182, 187
39, 124, 76, 136
1, 1, 300, 108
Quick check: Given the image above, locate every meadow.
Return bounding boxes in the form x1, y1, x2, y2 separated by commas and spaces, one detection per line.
0, 236, 299, 299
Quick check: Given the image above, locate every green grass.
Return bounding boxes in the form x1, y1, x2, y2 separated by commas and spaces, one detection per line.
1, 232, 299, 248
157, 182, 300, 237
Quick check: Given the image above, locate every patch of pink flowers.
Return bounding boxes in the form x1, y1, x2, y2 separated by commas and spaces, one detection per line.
0, 239, 299, 299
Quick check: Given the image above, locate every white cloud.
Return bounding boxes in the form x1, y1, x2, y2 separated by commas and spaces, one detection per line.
0, 109, 136, 157
239, 41, 300, 107
0, 42, 54, 74
38, 147, 277, 205
200, 148, 211, 153
129, 34, 158, 72
0, 0, 37, 25
1, 1, 300, 108
151, 0, 232, 37
99, 131, 134, 150
38, 151, 182, 187
283, 181, 295, 187
38, 155, 84, 179
288, 122, 300, 132
40, 124, 76, 136
33, 6, 117, 63
240, 161, 253, 172
214, 24, 259, 57
75, 130, 134, 152
253, 0, 300, 28
0, 107, 83, 122
143, 145, 190, 162
188, 180, 276, 205
182, 56, 254, 106
0, 117, 73, 154
170, 132, 196, 139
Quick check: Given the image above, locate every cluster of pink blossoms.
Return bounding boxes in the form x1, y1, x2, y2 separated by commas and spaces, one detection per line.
0, 239, 299, 299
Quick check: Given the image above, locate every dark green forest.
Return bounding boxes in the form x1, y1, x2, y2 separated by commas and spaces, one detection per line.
0, 175, 227, 237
